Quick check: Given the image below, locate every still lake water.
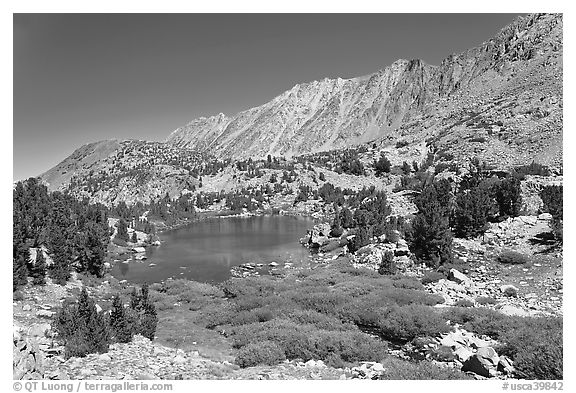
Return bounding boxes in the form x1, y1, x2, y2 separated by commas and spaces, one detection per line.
110, 215, 315, 284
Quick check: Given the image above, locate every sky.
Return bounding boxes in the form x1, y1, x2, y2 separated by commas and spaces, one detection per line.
13, 13, 521, 180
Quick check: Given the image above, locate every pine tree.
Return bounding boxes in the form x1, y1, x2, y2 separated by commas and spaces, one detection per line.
378, 250, 397, 275
330, 204, 343, 237
140, 302, 158, 341
402, 161, 412, 175
109, 295, 133, 343
49, 226, 72, 285
13, 218, 29, 291
31, 249, 47, 285
116, 219, 129, 242
494, 176, 522, 218
373, 153, 392, 176
128, 284, 157, 341
54, 287, 110, 358
339, 207, 354, 229
408, 183, 453, 267
131, 231, 138, 243
540, 185, 563, 242
349, 225, 372, 253
453, 186, 496, 238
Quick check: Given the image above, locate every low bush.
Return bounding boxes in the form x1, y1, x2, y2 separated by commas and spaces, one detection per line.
391, 276, 424, 291
454, 299, 474, 308
475, 296, 498, 305
421, 271, 445, 285
442, 307, 513, 340
376, 304, 451, 342
378, 358, 472, 380
285, 309, 356, 332
235, 340, 286, 368
497, 250, 528, 265
497, 317, 562, 380
230, 318, 387, 366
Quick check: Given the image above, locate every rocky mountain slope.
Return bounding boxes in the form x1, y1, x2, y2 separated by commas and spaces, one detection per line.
167, 13, 562, 163
38, 13, 562, 205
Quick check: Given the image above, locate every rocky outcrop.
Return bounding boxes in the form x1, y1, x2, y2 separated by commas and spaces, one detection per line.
13, 333, 45, 380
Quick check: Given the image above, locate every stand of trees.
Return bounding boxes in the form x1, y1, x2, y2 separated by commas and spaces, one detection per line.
13, 178, 110, 290
54, 285, 158, 358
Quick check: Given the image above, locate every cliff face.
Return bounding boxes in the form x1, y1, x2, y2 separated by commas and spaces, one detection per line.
166, 14, 562, 161
166, 59, 436, 159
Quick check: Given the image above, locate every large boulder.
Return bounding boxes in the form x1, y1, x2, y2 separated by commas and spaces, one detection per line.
462, 347, 499, 378
448, 269, 472, 285
28, 323, 51, 337
394, 239, 410, 256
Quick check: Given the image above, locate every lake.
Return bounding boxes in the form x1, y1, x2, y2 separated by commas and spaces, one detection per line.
110, 215, 315, 284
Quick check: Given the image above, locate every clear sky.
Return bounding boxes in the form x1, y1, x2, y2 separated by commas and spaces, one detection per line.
13, 13, 521, 180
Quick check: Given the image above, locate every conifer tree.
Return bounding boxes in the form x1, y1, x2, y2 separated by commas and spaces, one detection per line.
453, 186, 495, 238
131, 231, 138, 243
54, 287, 110, 358
330, 203, 343, 237
116, 219, 129, 242
339, 207, 355, 229
408, 182, 453, 267
494, 176, 522, 218
31, 249, 47, 285
109, 295, 133, 343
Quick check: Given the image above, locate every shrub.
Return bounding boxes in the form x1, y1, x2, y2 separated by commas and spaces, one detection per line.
497, 250, 528, 265
378, 358, 472, 380
454, 299, 474, 308
235, 340, 286, 368
475, 296, 498, 305
497, 317, 562, 380
421, 271, 445, 285
513, 162, 551, 178
442, 307, 513, 340
391, 276, 424, 290
376, 304, 451, 342
285, 310, 356, 332
396, 140, 409, 148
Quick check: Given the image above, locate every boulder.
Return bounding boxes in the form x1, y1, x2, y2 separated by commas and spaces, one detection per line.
476, 347, 500, 367
28, 323, 51, 337
22, 304, 31, 311
35, 310, 55, 318
454, 346, 474, 362
538, 213, 552, 220
448, 269, 471, 285
394, 239, 410, 256
98, 353, 111, 362
500, 284, 519, 297
499, 305, 531, 317
497, 355, 515, 375
132, 247, 146, 253
172, 355, 187, 365
462, 353, 498, 378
